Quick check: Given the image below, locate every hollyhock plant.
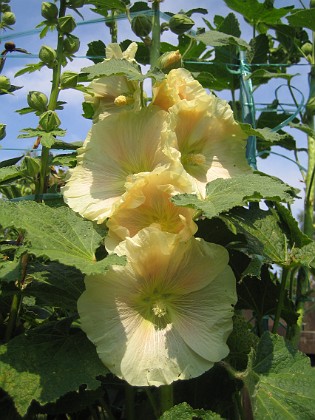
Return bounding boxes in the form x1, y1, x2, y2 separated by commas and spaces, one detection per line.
169, 96, 251, 197
62, 106, 182, 223
84, 42, 141, 121
78, 227, 237, 387
152, 67, 209, 111
105, 166, 197, 252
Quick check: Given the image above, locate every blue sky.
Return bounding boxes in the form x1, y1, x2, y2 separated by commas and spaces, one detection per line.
0, 0, 310, 217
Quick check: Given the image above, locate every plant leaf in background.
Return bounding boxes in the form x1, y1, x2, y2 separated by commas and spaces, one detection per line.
0, 319, 108, 416
241, 332, 315, 420
172, 173, 296, 221
0, 201, 125, 274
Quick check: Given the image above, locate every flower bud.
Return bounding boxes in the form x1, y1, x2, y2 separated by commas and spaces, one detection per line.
39, 110, 61, 132
1, 4, 11, 13
22, 156, 41, 178
2, 11, 16, 26
169, 14, 194, 35
4, 41, 16, 52
131, 15, 152, 37
0, 124, 6, 140
301, 42, 313, 56
63, 34, 80, 54
27, 91, 48, 112
0, 75, 11, 92
68, 0, 85, 7
156, 50, 182, 73
41, 2, 58, 20
60, 71, 78, 88
39, 45, 57, 66
58, 15, 76, 34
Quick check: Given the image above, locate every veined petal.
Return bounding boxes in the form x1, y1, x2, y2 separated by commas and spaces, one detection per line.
170, 98, 251, 197
62, 107, 177, 222
171, 266, 237, 361
78, 264, 215, 387
116, 228, 229, 295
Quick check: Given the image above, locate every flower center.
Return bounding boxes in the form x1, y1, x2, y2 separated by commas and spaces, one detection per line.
182, 152, 206, 167
152, 300, 168, 318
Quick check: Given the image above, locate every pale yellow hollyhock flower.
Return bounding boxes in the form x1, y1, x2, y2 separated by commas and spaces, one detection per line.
105, 167, 197, 252
78, 227, 237, 387
169, 98, 251, 197
151, 68, 208, 111
62, 107, 181, 223
84, 42, 141, 121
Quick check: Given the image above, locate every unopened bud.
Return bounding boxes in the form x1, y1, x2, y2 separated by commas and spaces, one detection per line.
27, 91, 48, 112
131, 15, 152, 37
58, 15, 76, 34
157, 50, 182, 73
39, 45, 57, 66
2, 11, 16, 25
0, 75, 11, 92
22, 156, 41, 178
4, 41, 16, 52
301, 42, 313, 56
41, 2, 58, 20
1, 4, 11, 12
0, 124, 6, 140
169, 14, 194, 35
39, 110, 61, 132
63, 35, 80, 54
60, 71, 78, 88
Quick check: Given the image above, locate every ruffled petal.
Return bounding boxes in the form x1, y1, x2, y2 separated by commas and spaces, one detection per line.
171, 266, 237, 361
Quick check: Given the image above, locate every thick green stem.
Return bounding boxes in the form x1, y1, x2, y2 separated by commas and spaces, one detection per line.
159, 384, 173, 415
109, 10, 118, 43
38, 0, 67, 199
272, 267, 289, 334
150, 1, 161, 68
4, 253, 28, 342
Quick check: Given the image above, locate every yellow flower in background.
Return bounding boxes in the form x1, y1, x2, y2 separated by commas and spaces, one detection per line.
62, 107, 181, 223
105, 167, 197, 252
84, 42, 141, 121
152, 68, 208, 111
169, 97, 251, 197
78, 227, 237, 387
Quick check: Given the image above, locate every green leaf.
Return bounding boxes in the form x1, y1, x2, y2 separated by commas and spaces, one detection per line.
14, 62, 45, 77
193, 30, 250, 50
0, 321, 107, 416
239, 123, 290, 143
0, 201, 125, 274
287, 9, 315, 31
0, 259, 21, 283
242, 332, 315, 420
249, 69, 296, 82
86, 40, 106, 63
26, 261, 85, 311
18, 128, 66, 139
52, 153, 77, 168
0, 165, 23, 184
223, 0, 293, 26
52, 140, 83, 150
291, 242, 315, 268
81, 58, 142, 80
236, 265, 298, 327
0, 156, 23, 168
160, 402, 222, 420
227, 207, 288, 264
172, 173, 296, 220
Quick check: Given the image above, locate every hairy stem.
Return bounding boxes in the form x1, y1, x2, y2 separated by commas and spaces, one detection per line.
150, 1, 161, 68
38, 0, 67, 199
272, 267, 289, 334
159, 384, 173, 415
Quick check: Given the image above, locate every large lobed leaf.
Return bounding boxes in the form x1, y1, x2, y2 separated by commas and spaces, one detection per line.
242, 332, 315, 419
172, 173, 296, 221
0, 320, 107, 416
193, 30, 250, 50
0, 201, 125, 274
